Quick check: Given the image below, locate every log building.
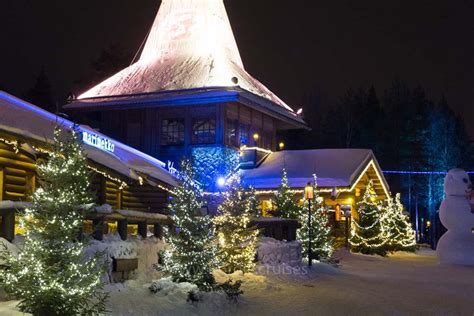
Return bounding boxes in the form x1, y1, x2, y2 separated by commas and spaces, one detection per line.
0, 91, 176, 242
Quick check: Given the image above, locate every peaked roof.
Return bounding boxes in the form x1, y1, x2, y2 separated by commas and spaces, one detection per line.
241, 149, 390, 197
77, 0, 297, 115
0, 91, 177, 187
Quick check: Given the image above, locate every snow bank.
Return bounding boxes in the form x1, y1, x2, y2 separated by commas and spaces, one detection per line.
0, 238, 19, 259
86, 234, 165, 281
257, 237, 302, 266
0, 301, 27, 316
106, 277, 240, 316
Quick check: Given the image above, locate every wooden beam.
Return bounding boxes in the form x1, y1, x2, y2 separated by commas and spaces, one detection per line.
92, 218, 105, 241
153, 224, 163, 239
138, 221, 147, 239
0, 167, 4, 201
118, 219, 128, 241
0, 209, 15, 242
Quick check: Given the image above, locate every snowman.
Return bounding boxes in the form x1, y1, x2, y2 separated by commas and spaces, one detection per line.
437, 168, 474, 265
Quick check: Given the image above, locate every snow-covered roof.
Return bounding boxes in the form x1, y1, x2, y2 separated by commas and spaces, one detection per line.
73, 0, 299, 122
241, 149, 389, 193
0, 91, 177, 187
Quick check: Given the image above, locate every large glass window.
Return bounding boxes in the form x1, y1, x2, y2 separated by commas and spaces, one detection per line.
161, 118, 185, 146
226, 119, 238, 147
192, 118, 216, 144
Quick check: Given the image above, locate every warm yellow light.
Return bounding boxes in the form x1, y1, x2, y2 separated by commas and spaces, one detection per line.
355, 188, 361, 197
426, 220, 431, 227
279, 142, 285, 150
348, 197, 353, 204
253, 133, 259, 141
370, 196, 376, 202
304, 182, 314, 200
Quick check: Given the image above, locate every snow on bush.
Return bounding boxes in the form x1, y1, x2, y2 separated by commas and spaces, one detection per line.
85, 233, 165, 281
149, 277, 197, 298
257, 237, 302, 266
0, 238, 19, 265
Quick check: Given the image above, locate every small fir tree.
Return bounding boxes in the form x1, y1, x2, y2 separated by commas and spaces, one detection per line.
349, 182, 388, 256
297, 175, 334, 261
214, 174, 259, 273
159, 160, 217, 291
384, 193, 416, 252
0, 127, 107, 316
272, 169, 301, 219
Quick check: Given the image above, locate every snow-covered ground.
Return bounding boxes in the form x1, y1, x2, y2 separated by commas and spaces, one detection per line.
2, 248, 473, 315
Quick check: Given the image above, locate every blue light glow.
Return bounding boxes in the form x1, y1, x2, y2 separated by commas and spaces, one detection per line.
217, 177, 226, 187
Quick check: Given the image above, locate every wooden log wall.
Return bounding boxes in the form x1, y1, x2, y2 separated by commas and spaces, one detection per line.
0, 142, 36, 201
0, 139, 170, 228
122, 183, 168, 214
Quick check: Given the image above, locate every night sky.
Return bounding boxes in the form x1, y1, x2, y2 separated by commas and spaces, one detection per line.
1, 0, 473, 137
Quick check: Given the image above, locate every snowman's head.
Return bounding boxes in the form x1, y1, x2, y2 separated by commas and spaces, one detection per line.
444, 168, 472, 196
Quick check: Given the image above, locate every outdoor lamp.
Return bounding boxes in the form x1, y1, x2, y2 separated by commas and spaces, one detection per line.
304, 181, 314, 267
217, 177, 226, 187
304, 182, 314, 200
253, 133, 259, 146
279, 142, 285, 150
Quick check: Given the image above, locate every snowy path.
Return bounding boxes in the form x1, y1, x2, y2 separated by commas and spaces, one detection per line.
1, 248, 473, 315
238, 249, 474, 315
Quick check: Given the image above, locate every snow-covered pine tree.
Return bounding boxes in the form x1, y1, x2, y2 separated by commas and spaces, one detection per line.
214, 174, 259, 273
0, 127, 107, 315
160, 160, 217, 291
272, 169, 300, 219
297, 175, 333, 261
349, 181, 388, 256
385, 193, 416, 252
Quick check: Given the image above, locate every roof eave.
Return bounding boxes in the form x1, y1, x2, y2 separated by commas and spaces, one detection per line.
65, 87, 309, 130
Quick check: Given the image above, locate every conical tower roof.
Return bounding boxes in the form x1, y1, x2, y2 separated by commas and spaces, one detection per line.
78, 0, 295, 113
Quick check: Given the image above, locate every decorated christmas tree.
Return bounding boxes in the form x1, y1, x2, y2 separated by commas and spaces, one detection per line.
384, 193, 416, 252
272, 169, 301, 219
214, 174, 259, 273
349, 181, 388, 256
297, 175, 334, 261
159, 160, 217, 291
0, 127, 107, 315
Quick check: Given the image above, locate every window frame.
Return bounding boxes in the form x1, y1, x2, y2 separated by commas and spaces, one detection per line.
191, 117, 216, 145
161, 118, 185, 146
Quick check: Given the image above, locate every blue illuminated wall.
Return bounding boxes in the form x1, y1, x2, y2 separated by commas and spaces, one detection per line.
191, 146, 239, 192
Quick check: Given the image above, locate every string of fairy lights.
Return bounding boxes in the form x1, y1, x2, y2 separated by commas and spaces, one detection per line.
349, 182, 416, 253
0, 136, 175, 195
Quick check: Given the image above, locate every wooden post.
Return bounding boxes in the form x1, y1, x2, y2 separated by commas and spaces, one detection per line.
0, 209, 15, 242
153, 223, 163, 239
118, 219, 128, 241
0, 167, 4, 201
92, 218, 104, 241
138, 221, 147, 239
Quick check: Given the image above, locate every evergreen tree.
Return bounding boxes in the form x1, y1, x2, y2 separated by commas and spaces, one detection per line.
213, 175, 259, 273
23, 67, 56, 113
160, 160, 217, 291
0, 127, 107, 315
349, 182, 388, 256
271, 169, 301, 219
384, 194, 416, 252
297, 175, 333, 261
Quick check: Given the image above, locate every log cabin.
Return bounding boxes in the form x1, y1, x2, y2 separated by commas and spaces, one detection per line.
0, 91, 176, 242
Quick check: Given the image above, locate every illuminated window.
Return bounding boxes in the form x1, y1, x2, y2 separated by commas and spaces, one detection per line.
239, 124, 249, 145
192, 118, 216, 144
161, 118, 185, 145
226, 119, 238, 147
